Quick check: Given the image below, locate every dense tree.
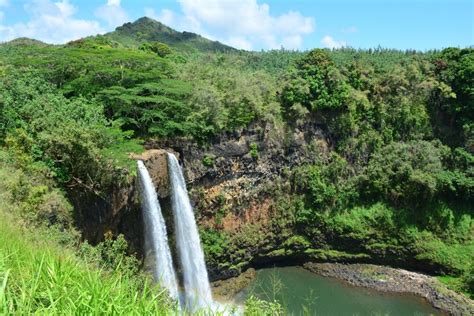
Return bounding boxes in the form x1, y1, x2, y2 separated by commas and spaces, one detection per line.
98, 80, 193, 137
280, 49, 349, 121
362, 140, 448, 207
0, 70, 141, 192
431, 48, 474, 151
139, 41, 173, 57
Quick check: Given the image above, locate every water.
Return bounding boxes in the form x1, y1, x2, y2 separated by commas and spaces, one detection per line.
137, 160, 179, 300
236, 266, 442, 316
167, 153, 213, 310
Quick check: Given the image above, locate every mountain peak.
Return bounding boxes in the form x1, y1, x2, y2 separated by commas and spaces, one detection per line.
1, 37, 49, 47
105, 17, 236, 53
126, 17, 173, 30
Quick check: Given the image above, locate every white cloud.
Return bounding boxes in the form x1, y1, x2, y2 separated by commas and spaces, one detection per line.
321, 35, 346, 49
342, 26, 357, 34
157, 9, 175, 26
95, 0, 128, 28
145, 8, 177, 27
144, 7, 158, 19
0, 0, 8, 7
226, 37, 253, 51
282, 35, 303, 49
0, 0, 103, 44
147, 0, 315, 50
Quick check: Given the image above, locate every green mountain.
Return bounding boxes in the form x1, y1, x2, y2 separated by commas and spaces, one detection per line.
1, 37, 49, 47
102, 17, 237, 53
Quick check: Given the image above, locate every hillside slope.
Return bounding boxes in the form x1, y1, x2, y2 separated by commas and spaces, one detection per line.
103, 17, 236, 53
0, 37, 49, 47
0, 210, 176, 314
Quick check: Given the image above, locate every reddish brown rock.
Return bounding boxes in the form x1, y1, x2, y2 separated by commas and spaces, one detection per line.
131, 149, 179, 198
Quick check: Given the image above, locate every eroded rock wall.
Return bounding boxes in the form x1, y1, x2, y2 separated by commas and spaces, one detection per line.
72, 120, 330, 274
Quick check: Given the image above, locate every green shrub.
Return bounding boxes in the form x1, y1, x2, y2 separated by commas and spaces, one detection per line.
78, 234, 140, 277
282, 235, 310, 250
200, 228, 230, 265
244, 295, 283, 316
249, 143, 259, 159
293, 153, 358, 215
362, 140, 448, 207
0, 150, 74, 229
403, 227, 474, 274
327, 203, 395, 240
202, 154, 215, 167
139, 41, 172, 57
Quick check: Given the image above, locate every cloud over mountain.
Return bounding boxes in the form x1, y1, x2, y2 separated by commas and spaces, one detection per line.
0, 0, 103, 44
146, 0, 315, 50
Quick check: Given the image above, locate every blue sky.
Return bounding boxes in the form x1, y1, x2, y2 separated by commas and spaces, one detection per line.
0, 0, 472, 51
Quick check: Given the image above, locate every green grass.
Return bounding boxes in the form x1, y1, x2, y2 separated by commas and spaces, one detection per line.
0, 208, 281, 315
0, 210, 176, 314
437, 275, 472, 299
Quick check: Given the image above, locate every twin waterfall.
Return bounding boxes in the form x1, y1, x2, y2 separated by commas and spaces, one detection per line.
138, 153, 213, 311
168, 153, 213, 308
137, 161, 179, 300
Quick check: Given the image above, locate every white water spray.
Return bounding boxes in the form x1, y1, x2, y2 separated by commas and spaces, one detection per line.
167, 153, 213, 310
137, 160, 179, 300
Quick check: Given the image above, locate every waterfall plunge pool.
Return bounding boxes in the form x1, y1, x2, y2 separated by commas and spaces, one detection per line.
138, 156, 442, 315
234, 266, 442, 315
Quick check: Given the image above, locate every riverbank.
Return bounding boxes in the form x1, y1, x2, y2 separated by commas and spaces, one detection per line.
304, 262, 474, 316
212, 268, 257, 301
211, 263, 473, 315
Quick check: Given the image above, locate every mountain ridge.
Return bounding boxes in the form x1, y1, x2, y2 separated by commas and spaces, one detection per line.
102, 17, 237, 53
1, 17, 237, 53
1, 37, 49, 47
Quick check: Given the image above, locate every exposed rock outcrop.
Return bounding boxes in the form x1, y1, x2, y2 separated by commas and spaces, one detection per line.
131, 149, 180, 198
148, 122, 329, 188
212, 268, 257, 301
68, 174, 143, 254
71, 149, 180, 255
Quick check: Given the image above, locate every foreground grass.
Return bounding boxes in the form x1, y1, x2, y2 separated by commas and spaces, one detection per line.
0, 156, 278, 315
0, 210, 177, 315
0, 209, 281, 315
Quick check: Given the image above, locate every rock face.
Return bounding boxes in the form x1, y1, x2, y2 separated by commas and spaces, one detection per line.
144, 120, 330, 278
212, 268, 257, 301
146, 121, 329, 242
73, 119, 330, 273
68, 173, 143, 254
148, 121, 328, 188
71, 149, 180, 256
131, 149, 180, 198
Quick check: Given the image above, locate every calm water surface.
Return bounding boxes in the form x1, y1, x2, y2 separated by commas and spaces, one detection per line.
235, 266, 442, 316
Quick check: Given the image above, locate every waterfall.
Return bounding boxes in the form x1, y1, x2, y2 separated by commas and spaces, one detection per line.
137, 160, 179, 300
167, 153, 213, 310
